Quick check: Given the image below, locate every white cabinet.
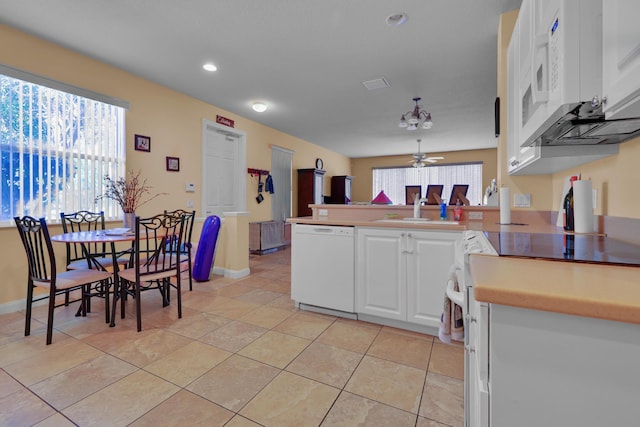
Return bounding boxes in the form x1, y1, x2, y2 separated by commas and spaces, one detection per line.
356, 227, 459, 329
356, 228, 405, 320
507, 17, 539, 175
487, 304, 640, 426
505, 0, 619, 175
602, 0, 640, 120
406, 231, 459, 326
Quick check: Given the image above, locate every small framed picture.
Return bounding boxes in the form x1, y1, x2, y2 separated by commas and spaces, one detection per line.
134, 134, 151, 152
166, 156, 180, 172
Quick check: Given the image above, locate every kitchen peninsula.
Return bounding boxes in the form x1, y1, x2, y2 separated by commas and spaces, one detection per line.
288, 203, 558, 335
289, 203, 640, 426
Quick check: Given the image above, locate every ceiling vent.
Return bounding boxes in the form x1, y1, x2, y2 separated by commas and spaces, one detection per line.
362, 77, 391, 90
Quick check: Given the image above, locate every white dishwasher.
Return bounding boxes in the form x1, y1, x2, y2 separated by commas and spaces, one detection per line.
291, 224, 355, 314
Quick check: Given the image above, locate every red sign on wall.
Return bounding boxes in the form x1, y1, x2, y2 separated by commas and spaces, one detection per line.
216, 115, 235, 128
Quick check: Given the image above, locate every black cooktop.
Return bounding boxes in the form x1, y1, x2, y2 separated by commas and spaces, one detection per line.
484, 232, 640, 267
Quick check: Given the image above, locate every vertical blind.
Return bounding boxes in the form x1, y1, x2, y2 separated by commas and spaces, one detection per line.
372, 163, 483, 206
1, 71, 126, 224
270, 145, 293, 222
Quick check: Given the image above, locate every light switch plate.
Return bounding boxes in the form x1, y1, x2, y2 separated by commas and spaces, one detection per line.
514, 193, 531, 208
318, 209, 329, 216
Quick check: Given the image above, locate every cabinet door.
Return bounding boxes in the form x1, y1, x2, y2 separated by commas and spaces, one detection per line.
602, 0, 640, 119
406, 230, 459, 327
507, 23, 521, 174
356, 228, 405, 320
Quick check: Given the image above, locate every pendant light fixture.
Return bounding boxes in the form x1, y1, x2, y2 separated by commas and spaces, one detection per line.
398, 97, 433, 131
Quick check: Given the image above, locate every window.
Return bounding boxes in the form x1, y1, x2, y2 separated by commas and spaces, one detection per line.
1, 67, 127, 225
372, 163, 483, 206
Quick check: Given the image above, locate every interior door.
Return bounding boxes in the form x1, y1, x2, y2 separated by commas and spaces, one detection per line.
202, 120, 246, 218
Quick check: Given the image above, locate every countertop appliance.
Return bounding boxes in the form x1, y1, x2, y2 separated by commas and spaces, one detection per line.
446, 230, 497, 427
291, 224, 355, 314
484, 231, 640, 266
516, 0, 640, 148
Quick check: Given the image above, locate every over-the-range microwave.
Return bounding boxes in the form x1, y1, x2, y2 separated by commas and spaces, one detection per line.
517, 0, 640, 148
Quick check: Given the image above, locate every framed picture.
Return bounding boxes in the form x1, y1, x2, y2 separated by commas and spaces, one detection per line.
134, 134, 151, 152
425, 184, 444, 205
449, 184, 469, 206
405, 185, 422, 205
166, 156, 180, 172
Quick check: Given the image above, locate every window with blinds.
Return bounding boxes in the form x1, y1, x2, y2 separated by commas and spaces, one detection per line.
372, 162, 483, 206
1, 71, 126, 224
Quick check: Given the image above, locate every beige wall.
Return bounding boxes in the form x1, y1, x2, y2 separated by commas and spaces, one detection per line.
550, 138, 640, 217
350, 148, 498, 203
496, 10, 640, 217
0, 24, 350, 306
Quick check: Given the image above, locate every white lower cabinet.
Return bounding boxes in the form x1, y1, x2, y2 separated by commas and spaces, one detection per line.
487, 304, 640, 426
356, 227, 459, 329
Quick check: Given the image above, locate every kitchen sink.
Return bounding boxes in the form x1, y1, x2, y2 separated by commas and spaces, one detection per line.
374, 219, 460, 225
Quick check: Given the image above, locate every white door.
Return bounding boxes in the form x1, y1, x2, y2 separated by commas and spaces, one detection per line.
356, 228, 405, 320
406, 230, 460, 327
202, 119, 247, 217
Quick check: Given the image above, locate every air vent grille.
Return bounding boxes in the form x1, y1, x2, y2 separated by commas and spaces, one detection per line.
362, 77, 391, 90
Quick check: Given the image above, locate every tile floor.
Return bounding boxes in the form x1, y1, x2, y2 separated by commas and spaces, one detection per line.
0, 247, 464, 426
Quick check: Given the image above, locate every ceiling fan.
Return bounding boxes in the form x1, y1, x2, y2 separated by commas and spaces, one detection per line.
408, 139, 444, 168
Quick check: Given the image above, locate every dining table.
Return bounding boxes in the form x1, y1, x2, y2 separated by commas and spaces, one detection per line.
50, 228, 135, 327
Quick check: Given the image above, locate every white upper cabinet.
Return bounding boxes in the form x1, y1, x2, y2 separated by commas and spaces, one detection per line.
602, 1, 640, 120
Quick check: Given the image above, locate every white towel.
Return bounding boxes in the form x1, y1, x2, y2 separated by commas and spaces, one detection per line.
439, 267, 464, 343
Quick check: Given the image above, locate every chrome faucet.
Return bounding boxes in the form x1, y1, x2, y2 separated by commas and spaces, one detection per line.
413, 196, 427, 218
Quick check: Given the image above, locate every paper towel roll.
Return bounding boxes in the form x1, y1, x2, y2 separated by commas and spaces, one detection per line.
500, 187, 511, 224
573, 180, 594, 233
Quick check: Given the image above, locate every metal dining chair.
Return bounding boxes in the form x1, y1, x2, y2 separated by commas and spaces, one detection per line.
164, 209, 196, 290
115, 213, 186, 331
14, 216, 113, 345
60, 211, 110, 270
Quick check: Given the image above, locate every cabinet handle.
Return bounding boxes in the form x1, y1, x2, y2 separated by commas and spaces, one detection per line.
466, 314, 477, 323
401, 249, 414, 254
465, 345, 476, 353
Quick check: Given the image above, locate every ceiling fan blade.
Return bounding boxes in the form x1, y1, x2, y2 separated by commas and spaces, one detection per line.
424, 159, 437, 163
429, 156, 445, 160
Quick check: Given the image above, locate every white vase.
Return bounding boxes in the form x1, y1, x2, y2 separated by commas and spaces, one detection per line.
123, 212, 136, 230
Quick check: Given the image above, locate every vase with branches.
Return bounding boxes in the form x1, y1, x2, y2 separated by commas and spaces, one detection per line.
95, 170, 165, 228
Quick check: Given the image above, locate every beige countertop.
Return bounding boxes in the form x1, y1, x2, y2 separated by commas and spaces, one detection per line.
470, 254, 640, 325
287, 216, 561, 234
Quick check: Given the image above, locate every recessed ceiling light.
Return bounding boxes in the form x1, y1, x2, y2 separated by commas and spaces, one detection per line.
252, 102, 268, 113
386, 13, 408, 26
202, 63, 217, 72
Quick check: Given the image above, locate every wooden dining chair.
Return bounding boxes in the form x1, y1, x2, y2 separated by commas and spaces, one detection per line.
164, 209, 196, 290
116, 213, 186, 331
14, 216, 113, 345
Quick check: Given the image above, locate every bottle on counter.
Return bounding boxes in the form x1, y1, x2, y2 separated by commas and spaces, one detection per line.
440, 201, 447, 220
564, 175, 578, 231
454, 199, 463, 221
